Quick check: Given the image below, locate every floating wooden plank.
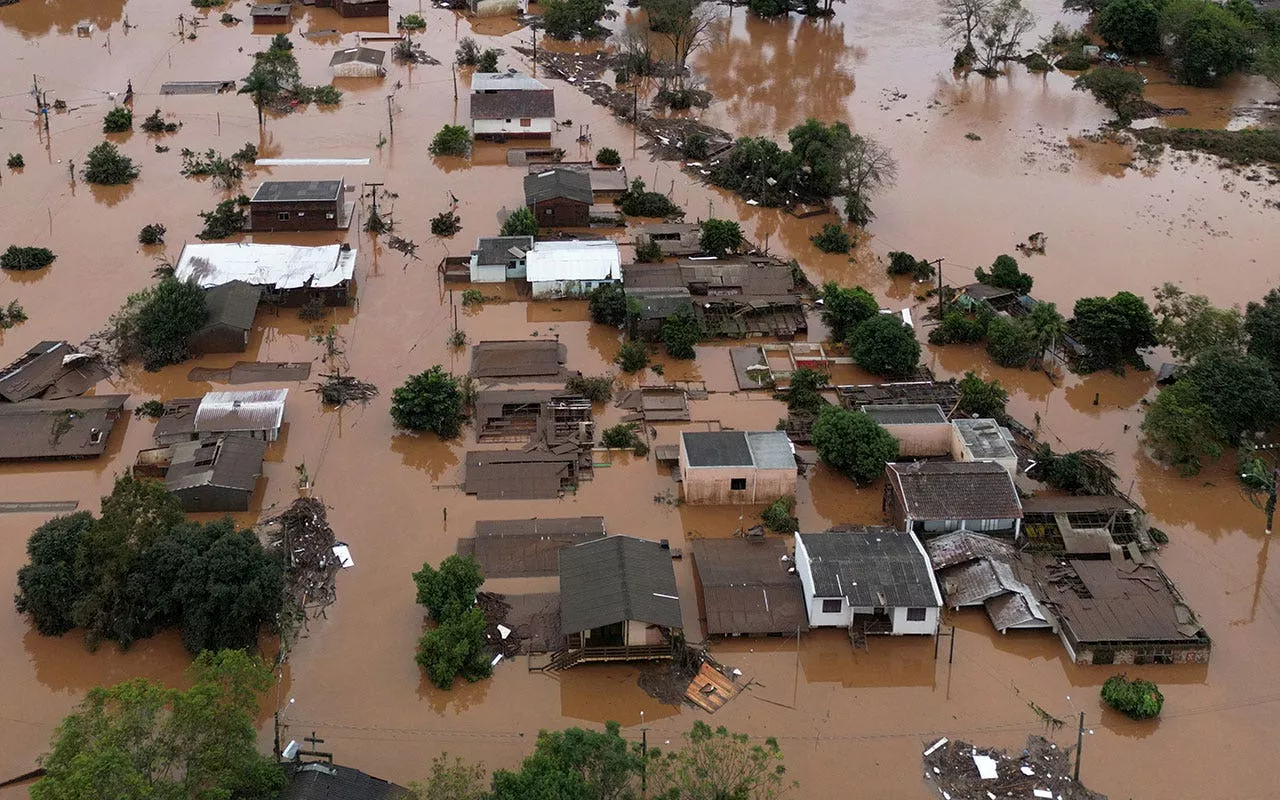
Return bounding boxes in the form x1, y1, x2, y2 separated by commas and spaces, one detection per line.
683, 662, 743, 713
0, 501, 79, 514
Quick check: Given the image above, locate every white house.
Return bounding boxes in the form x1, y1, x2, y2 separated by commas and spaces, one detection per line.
174, 242, 357, 306
469, 235, 533, 283
794, 528, 942, 636
469, 72, 556, 139
524, 240, 621, 299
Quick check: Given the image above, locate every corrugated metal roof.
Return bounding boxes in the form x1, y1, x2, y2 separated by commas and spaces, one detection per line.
471, 71, 549, 92
175, 243, 356, 290
681, 430, 794, 469
925, 530, 1020, 570
525, 240, 620, 283
194, 389, 287, 434
0, 341, 107, 403
887, 461, 1023, 521
523, 169, 593, 206
860, 403, 947, 425
693, 538, 808, 635
559, 536, 681, 634
165, 436, 267, 493
799, 528, 941, 608
471, 89, 555, 120
202, 281, 262, 332
328, 47, 386, 66
953, 417, 1016, 460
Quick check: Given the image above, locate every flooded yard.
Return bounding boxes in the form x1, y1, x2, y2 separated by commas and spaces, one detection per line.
1, 0, 1278, 797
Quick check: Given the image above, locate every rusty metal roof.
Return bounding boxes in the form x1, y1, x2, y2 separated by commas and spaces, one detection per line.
459, 517, 606, 577
887, 461, 1023, 521
470, 340, 566, 379
693, 537, 808, 636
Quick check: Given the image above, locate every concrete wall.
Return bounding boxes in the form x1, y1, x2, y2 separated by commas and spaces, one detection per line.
470, 259, 507, 283
171, 484, 252, 513
884, 422, 952, 457
949, 426, 1018, 477
891, 605, 939, 635
680, 465, 797, 505
332, 62, 383, 78
474, 117, 554, 137
530, 278, 615, 299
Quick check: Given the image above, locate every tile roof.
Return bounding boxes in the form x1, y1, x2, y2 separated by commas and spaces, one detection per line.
798, 528, 941, 608
471, 88, 556, 120
887, 460, 1023, 521
524, 169, 593, 205
559, 536, 681, 634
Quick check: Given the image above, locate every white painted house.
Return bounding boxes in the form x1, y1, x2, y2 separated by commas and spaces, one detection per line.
794, 528, 942, 636
524, 240, 621, 299
469, 235, 533, 283
469, 72, 556, 140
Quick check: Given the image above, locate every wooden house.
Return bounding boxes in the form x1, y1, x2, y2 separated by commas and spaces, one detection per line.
136, 436, 267, 512
248, 179, 348, 232
188, 281, 261, 355
329, 47, 386, 78
523, 169, 591, 227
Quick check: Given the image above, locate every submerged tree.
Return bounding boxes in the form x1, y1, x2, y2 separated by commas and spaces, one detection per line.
973, 0, 1036, 75
939, 0, 993, 68
1073, 67, 1147, 125
391, 367, 465, 437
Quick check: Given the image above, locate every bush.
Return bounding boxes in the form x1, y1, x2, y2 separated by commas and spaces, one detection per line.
542, 0, 615, 39
635, 238, 664, 263
1074, 67, 1146, 124
133, 400, 166, 419
391, 367, 465, 437
850, 314, 920, 377
886, 250, 935, 280
748, 0, 789, 16
103, 107, 133, 133
137, 224, 166, 246
1, 246, 55, 271
662, 308, 702, 359
501, 207, 537, 237
416, 609, 493, 689
565, 374, 614, 403
430, 125, 472, 157
298, 297, 326, 322
432, 210, 462, 237
6, 153, 22, 169
597, 147, 621, 165
616, 178, 684, 218
112, 277, 209, 370
196, 197, 249, 240
811, 223, 851, 253
985, 316, 1036, 368
82, 141, 139, 185
1055, 53, 1092, 70
682, 133, 709, 159
398, 12, 427, 29
1, 300, 28, 329
1101, 675, 1163, 720
457, 37, 482, 66
820, 282, 879, 342
589, 283, 629, 326
601, 422, 648, 455
140, 108, 179, 133
461, 288, 484, 307
975, 254, 1033, 294
812, 405, 900, 484
784, 367, 829, 414
413, 554, 484, 621
478, 48, 501, 73
699, 219, 743, 257
311, 85, 342, 105
956, 371, 1008, 420
615, 340, 648, 373
929, 310, 987, 345
761, 496, 798, 532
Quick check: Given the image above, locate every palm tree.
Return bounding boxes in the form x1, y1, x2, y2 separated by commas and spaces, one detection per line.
1027, 301, 1067, 368
238, 70, 277, 127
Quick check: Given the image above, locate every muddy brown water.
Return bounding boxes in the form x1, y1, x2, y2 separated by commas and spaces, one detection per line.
2, 0, 1279, 797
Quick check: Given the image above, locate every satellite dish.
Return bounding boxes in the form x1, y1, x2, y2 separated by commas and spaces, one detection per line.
282, 740, 300, 760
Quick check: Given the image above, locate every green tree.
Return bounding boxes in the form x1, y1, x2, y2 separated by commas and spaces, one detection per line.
650, 721, 792, 800
617, 178, 684, 218
956, 371, 1008, 419
810, 223, 852, 253
1026, 301, 1067, 364
1097, 0, 1163, 55
478, 48, 501, 72
33, 650, 284, 800
542, 0, 616, 39
1071, 291, 1158, 371
615, 340, 649, 372
850, 314, 921, 377
237, 68, 278, 127
197, 196, 250, 240
135, 277, 209, 370
1073, 67, 1147, 124
984, 315, 1035, 368
747, 0, 789, 16
416, 608, 493, 689
491, 721, 641, 800
15, 512, 94, 636
886, 250, 935, 280
761, 496, 798, 533
0, 246, 56, 270
1101, 675, 1163, 720
820, 282, 879, 342
1182, 349, 1280, 443
391, 367, 465, 437
928, 310, 987, 345
662, 308, 702, 359
82, 141, 139, 185
501, 206, 537, 237
596, 147, 622, 165
1256, 42, 1280, 94
811, 405, 900, 484
1141, 379, 1222, 474
413, 555, 484, 621
1160, 0, 1251, 87
699, 218, 744, 257
430, 124, 473, 157
974, 253, 1032, 294
635, 237, 664, 262
589, 283, 630, 326
1244, 288, 1280, 376
1033, 445, 1119, 495
784, 367, 829, 415
102, 106, 133, 133
410, 755, 488, 800
1152, 283, 1246, 360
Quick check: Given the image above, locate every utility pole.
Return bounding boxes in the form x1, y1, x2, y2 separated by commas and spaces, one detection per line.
632, 81, 638, 122
932, 257, 946, 316
386, 94, 394, 136
640, 711, 648, 797
297, 731, 333, 764
363, 182, 384, 217
1073, 712, 1085, 782
451, 62, 458, 101
529, 30, 538, 77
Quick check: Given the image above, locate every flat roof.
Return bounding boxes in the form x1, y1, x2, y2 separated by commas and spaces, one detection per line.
469, 340, 566, 379
176, 243, 356, 291
681, 430, 795, 470
251, 179, 343, 203
953, 417, 1016, 460
861, 404, 948, 425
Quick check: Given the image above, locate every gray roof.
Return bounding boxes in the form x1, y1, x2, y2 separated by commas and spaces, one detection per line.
251, 180, 343, 203
799, 529, 940, 607
250, 4, 292, 14
626, 288, 693, 320
0, 341, 107, 403
887, 461, 1023, 521
281, 763, 411, 800
473, 236, 533, 268
328, 46, 386, 67
471, 89, 556, 121
524, 169, 593, 206
952, 417, 1016, 460
202, 281, 261, 332
165, 436, 267, 493
860, 404, 947, 425
559, 536, 681, 634
194, 389, 287, 434
693, 537, 808, 636
0, 395, 128, 460
681, 430, 795, 470
471, 71, 549, 92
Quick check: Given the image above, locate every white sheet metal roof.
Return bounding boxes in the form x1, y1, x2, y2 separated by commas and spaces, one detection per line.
195, 389, 288, 433
470, 71, 548, 92
525, 241, 620, 283
175, 244, 356, 290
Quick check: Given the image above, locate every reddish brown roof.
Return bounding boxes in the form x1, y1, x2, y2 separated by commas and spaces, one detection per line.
693, 537, 808, 636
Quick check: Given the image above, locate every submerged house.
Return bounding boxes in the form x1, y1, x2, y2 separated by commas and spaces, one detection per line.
524, 240, 621, 299
0, 341, 108, 403
249, 3, 292, 22
315, 0, 390, 18
692, 537, 808, 637
154, 389, 288, 445
248, 180, 349, 233
281, 762, 410, 800
794, 528, 943, 636
678, 430, 797, 505
883, 461, 1023, 537
135, 436, 268, 512
926, 530, 1052, 633
0, 395, 128, 461
860, 404, 952, 457
188, 281, 262, 355
468, 235, 533, 283
523, 169, 592, 228
329, 46, 386, 78
554, 535, 682, 667
470, 72, 555, 140
175, 243, 356, 306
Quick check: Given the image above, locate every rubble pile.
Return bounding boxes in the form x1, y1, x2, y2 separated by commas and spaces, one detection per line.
923, 735, 1107, 800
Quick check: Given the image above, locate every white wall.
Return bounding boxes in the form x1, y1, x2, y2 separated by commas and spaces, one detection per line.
794, 534, 854, 628
891, 606, 939, 635
470, 259, 507, 283
472, 117, 555, 135
531, 278, 614, 299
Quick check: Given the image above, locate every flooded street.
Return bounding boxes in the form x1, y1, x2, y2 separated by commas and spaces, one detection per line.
1, 0, 1279, 797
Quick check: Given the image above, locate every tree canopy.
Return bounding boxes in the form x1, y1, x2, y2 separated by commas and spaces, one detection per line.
956, 371, 1008, 420
82, 141, 139, 185
850, 314, 921, 377
812, 405, 900, 484
501, 206, 538, 237
820, 282, 879, 342
589, 283, 630, 327
1153, 282, 1246, 360
492, 721, 640, 800
1070, 291, 1158, 371
661, 308, 702, 359
413, 555, 484, 621
391, 367, 465, 437
699, 218, 743, 257
1245, 288, 1280, 376
1160, 0, 1251, 87
112, 276, 210, 371
1074, 67, 1147, 125
974, 254, 1032, 294
1097, 0, 1163, 54
650, 721, 793, 800
542, 0, 616, 39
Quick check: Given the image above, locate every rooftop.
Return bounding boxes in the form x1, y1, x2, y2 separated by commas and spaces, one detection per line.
469, 340, 566, 379
524, 169, 594, 206
681, 430, 795, 470
471, 71, 550, 92
861, 404, 948, 426
464, 449, 579, 499
175, 243, 356, 291
559, 536, 682, 634
281, 762, 411, 800
328, 46, 386, 67
472, 235, 533, 267
0, 395, 128, 460
693, 537, 809, 635
525, 240, 621, 283
953, 417, 1016, 461
165, 436, 267, 493
798, 528, 941, 608
459, 517, 606, 578
0, 341, 107, 403
471, 88, 556, 121
202, 281, 262, 332
194, 389, 288, 434
251, 179, 344, 203
887, 460, 1023, 521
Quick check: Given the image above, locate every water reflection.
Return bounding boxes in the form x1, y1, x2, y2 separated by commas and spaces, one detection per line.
0, 0, 127, 38
558, 663, 680, 726
390, 432, 461, 481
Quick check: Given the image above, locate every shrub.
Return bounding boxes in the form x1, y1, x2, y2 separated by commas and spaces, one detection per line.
1101, 675, 1163, 719
112, 277, 209, 370
812, 405, 900, 484
461, 289, 484, 307
886, 250, 935, 280
7, 153, 25, 168
820, 282, 879, 342
811, 223, 851, 253
311, 85, 342, 105
500, 207, 537, 237
682, 133, 709, 159
589, 283, 629, 326
929, 310, 987, 345
601, 422, 648, 455
0, 300, 27, 329
596, 147, 622, 165
140, 108, 179, 133
761, 496, 798, 532
399, 12, 427, 29
975, 254, 1033, 294
956, 371, 1008, 420
133, 400, 166, 419
615, 340, 648, 373
699, 219, 743, 258
82, 141, 139, 185
661, 308, 702, 359
748, 0, 789, 16
456, 37, 482, 66
298, 297, 326, 322
477, 49, 501, 73
1055, 53, 1092, 70
635, 238, 664, 263
137, 224, 166, 246
431, 210, 462, 237
850, 314, 920, 377
565, 374, 614, 403
616, 178, 684, 218
103, 107, 133, 133
391, 367, 465, 437
196, 197, 249, 240
985, 316, 1036, 368
191, 0, 225, 7
430, 125, 472, 157
1, 246, 56, 271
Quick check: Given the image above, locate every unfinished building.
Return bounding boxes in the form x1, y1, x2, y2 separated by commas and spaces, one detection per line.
473, 390, 593, 444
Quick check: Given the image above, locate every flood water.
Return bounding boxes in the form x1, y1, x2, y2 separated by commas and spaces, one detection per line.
1, 0, 1278, 797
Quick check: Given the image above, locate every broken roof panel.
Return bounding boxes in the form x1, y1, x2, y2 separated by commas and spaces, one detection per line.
887, 461, 1023, 521
559, 536, 681, 634
175, 243, 356, 290
799, 528, 941, 608
0, 341, 108, 403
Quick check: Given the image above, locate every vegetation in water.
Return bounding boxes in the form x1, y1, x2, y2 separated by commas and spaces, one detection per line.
461, 289, 484, 307
596, 147, 622, 165
975, 253, 1033, 294
398, 12, 427, 30
1074, 67, 1146, 125
810, 223, 852, 253
588, 283, 629, 326
102, 107, 132, 133
196, 196, 250, 240
661, 308, 702, 359
615, 340, 649, 373
430, 125, 472, 157
849, 313, 921, 377
699, 218, 743, 257
500, 207, 537, 237
887, 250, 936, 281
820, 281, 879, 343
1101, 674, 1163, 719
391, 367, 466, 438
601, 422, 649, 456
112, 276, 209, 370
1, 246, 56, 271
541, 0, 617, 40
812, 405, 900, 484
616, 178, 685, 218
762, 495, 798, 532
956, 371, 1009, 420
140, 108, 179, 133
565, 374, 614, 403
6, 153, 22, 169
137, 223, 166, 245
82, 141, 139, 185
412, 555, 491, 690
432, 210, 462, 237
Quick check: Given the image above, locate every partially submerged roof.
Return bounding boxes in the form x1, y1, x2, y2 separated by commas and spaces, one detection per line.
0, 395, 128, 460
251, 180, 344, 203
470, 340, 566, 379
925, 530, 1020, 571
693, 537, 809, 635
524, 169, 593, 206
460, 517, 606, 578
472, 235, 533, 267
952, 417, 1016, 460
281, 762, 411, 800
464, 449, 578, 499
175, 243, 356, 290
798, 528, 941, 608
0, 341, 108, 403
165, 436, 267, 494
250, 3, 292, 14
471, 71, 549, 92
525, 240, 621, 283
959, 282, 1016, 302
202, 281, 262, 332
160, 80, 236, 95
887, 461, 1023, 521
194, 389, 288, 434
328, 46, 386, 67
559, 535, 681, 634
681, 430, 795, 470
471, 88, 556, 120
861, 404, 947, 426
625, 287, 693, 321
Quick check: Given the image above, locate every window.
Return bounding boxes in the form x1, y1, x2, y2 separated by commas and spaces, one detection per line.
277, 212, 290, 221
325, 212, 335, 220
505, 118, 512, 123
821, 599, 842, 614
730, 478, 747, 491
545, 208, 553, 216
906, 608, 927, 622
520, 117, 532, 127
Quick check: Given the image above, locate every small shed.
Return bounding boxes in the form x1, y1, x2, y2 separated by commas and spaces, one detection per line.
860, 403, 951, 457
524, 169, 592, 228
950, 417, 1018, 476
679, 430, 797, 505
524, 240, 621, 299
249, 179, 348, 232
883, 461, 1023, 537
164, 436, 268, 512
469, 235, 532, 283
329, 46, 386, 78
250, 3, 292, 22
189, 281, 262, 355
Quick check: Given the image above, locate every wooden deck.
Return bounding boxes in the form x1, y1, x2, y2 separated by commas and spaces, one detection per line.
684, 662, 743, 713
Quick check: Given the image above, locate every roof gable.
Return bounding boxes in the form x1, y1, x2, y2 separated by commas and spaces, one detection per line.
559, 536, 681, 633
887, 461, 1022, 521
524, 169, 593, 205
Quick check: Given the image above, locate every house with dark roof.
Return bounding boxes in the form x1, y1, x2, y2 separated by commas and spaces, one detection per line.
468, 235, 533, 283
524, 169, 592, 228
925, 530, 1053, 633
556, 535, 681, 666
314, 0, 390, 18
162, 436, 267, 512
0, 341, 107, 403
883, 461, 1023, 537
281, 762, 411, 800
860, 403, 951, 457
679, 430, 797, 505
248, 179, 348, 232
0, 395, 128, 460
692, 537, 808, 637
189, 281, 261, 355
249, 3, 291, 23
794, 528, 942, 635
470, 72, 556, 140
329, 46, 386, 78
